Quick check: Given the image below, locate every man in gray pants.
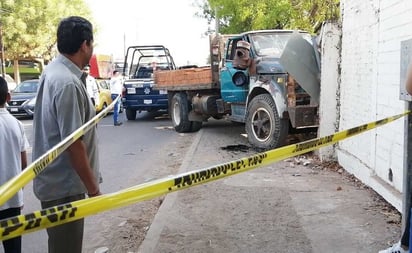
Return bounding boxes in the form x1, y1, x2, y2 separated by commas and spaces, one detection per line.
32, 16, 102, 253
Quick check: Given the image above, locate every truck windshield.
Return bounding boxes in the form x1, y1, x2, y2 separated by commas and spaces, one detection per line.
250, 32, 312, 57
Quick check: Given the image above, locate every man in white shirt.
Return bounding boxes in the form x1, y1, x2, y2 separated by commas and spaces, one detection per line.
83, 65, 99, 107
0, 76, 29, 253
109, 70, 123, 126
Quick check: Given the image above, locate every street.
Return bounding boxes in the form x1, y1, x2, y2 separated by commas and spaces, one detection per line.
0, 111, 402, 253
1, 111, 196, 253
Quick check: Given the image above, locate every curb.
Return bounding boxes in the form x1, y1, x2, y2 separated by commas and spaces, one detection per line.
137, 129, 204, 253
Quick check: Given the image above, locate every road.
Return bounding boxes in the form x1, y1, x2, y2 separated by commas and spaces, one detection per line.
1, 111, 196, 253
1, 112, 402, 253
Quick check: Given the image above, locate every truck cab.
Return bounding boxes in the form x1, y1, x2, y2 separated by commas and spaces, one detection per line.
218, 30, 320, 149
154, 30, 320, 150
122, 45, 176, 120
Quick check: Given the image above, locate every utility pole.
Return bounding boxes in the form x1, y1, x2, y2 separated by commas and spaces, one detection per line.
215, 7, 219, 34
123, 32, 126, 57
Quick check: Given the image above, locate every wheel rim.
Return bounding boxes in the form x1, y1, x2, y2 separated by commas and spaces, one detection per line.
251, 107, 272, 142
173, 101, 181, 125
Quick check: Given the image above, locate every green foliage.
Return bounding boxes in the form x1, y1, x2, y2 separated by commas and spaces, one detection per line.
0, 0, 93, 61
289, 0, 340, 32
196, 0, 340, 34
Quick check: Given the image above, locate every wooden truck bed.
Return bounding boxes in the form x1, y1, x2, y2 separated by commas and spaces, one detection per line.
153, 67, 218, 90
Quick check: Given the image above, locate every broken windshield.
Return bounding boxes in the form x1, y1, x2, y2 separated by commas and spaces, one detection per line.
250, 32, 312, 57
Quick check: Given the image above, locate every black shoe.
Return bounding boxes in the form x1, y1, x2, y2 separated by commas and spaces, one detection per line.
114, 122, 123, 126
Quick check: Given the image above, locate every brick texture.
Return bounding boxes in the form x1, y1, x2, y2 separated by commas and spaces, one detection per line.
154, 67, 212, 87
338, 0, 412, 209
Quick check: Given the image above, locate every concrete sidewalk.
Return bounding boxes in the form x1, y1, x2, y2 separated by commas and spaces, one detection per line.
138, 120, 401, 253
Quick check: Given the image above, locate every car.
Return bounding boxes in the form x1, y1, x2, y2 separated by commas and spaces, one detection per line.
4, 74, 17, 91
95, 79, 112, 113
7, 79, 39, 117
95, 79, 123, 114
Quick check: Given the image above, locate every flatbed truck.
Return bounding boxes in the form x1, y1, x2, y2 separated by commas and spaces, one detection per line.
154, 30, 320, 150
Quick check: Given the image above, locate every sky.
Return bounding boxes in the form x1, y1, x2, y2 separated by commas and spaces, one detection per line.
84, 0, 211, 66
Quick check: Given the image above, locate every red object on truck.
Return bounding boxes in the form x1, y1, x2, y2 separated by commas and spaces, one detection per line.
89, 54, 113, 79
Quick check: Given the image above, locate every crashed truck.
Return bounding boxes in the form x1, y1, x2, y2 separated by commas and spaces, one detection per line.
154, 30, 321, 150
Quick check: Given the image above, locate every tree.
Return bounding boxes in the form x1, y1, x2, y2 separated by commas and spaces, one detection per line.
289, 0, 340, 32
195, 0, 340, 34
0, 0, 92, 82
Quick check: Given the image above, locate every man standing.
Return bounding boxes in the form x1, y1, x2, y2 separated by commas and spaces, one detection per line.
0, 77, 29, 253
83, 65, 99, 107
32, 16, 101, 253
110, 70, 123, 126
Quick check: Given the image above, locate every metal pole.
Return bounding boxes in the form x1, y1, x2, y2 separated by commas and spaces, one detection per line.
215, 7, 219, 34
123, 33, 125, 57
402, 102, 412, 235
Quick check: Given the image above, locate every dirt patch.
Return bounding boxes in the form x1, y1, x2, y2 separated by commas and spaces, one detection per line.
99, 198, 164, 252
309, 155, 401, 225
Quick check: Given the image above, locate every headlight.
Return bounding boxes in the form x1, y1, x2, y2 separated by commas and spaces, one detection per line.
232, 71, 248, 86
276, 77, 285, 84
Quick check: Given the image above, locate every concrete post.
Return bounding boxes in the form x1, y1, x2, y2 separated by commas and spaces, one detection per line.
318, 21, 342, 161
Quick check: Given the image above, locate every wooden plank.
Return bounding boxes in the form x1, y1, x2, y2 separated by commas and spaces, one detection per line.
153, 83, 218, 91
154, 67, 213, 88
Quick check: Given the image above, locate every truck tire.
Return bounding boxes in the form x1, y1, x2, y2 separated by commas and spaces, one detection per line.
171, 93, 192, 132
245, 94, 288, 150
190, 121, 202, 132
126, 108, 137, 120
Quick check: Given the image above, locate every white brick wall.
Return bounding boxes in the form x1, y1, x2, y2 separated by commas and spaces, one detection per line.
338, 0, 412, 211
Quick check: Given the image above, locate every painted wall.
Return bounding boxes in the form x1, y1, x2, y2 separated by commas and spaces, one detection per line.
334, 0, 412, 211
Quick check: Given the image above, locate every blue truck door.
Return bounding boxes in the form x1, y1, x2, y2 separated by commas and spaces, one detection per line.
220, 38, 249, 103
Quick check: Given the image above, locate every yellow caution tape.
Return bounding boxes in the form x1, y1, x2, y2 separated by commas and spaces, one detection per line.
0, 110, 409, 240
0, 95, 121, 207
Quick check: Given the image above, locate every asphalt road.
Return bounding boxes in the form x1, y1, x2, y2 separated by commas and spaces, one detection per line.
1, 111, 190, 253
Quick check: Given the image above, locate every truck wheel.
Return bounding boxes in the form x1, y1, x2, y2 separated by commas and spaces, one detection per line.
190, 121, 202, 132
126, 109, 137, 120
171, 93, 192, 132
245, 94, 288, 150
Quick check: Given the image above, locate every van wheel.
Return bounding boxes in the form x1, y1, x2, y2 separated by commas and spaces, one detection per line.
245, 94, 288, 150
126, 109, 137, 120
